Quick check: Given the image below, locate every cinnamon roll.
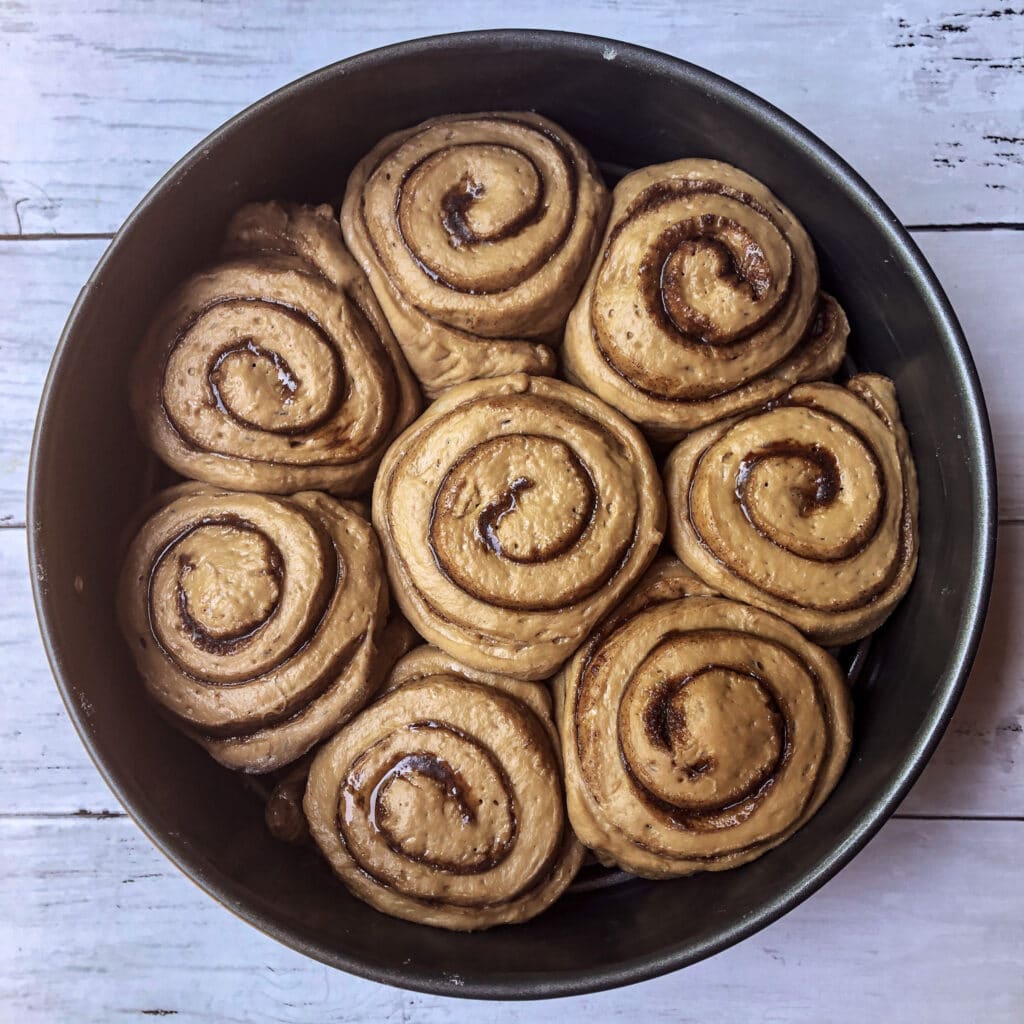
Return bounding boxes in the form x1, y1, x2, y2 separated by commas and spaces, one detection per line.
118, 487, 390, 772
341, 112, 609, 396
556, 558, 852, 878
372, 374, 666, 679
665, 374, 919, 645
563, 159, 848, 440
304, 647, 584, 930
131, 201, 421, 495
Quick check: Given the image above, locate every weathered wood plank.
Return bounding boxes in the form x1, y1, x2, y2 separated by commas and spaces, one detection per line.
0, 239, 107, 526
1, 526, 120, 815
0, 1, 1021, 236
3, 520, 1022, 818
899, 518, 1023, 815
0, 528, 118, 815
0, 816, 1020, 1021
916, 229, 1024, 523
0, 229, 1021, 526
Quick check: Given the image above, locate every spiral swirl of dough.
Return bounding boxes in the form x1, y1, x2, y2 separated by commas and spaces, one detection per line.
342, 112, 609, 396
304, 646, 583, 930
131, 201, 420, 495
372, 374, 666, 679
555, 558, 852, 878
563, 159, 848, 440
118, 487, 389, 772
665, 374, 919, 644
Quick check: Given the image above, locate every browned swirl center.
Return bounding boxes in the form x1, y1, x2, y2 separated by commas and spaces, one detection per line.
166, 298, 346, 443
428, 433, 603, 608
210, 340, 301, 430
640, 215, 782, 345
705, 409, 886, 571
150, 515, 290, 670
633, 668, 785, 813
174, 522, 283, 654
731, 438, 878, 563
341, 721, 517, 879
387, 129, 577, 295
579, 166, 817, 406
436, 159, 544, 251
143, 502, 339, 690
736, 441, 841, 515
617, 634, 790, 823
369, 751, 512, 874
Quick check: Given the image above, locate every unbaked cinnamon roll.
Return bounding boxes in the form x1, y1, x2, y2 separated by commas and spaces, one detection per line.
341, 112, 609, 396
131, 201, 420, 495
665, 374, 919, 645
372, 374, 666, 679
304, 646, 584, 930
555, 558, 852, 878
118, 487, 390, 772
563, 159, 848, 440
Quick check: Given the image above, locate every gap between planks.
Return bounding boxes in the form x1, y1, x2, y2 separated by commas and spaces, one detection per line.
3, 0, 1023, 235
907, 223, 1024, 233
0, 233, 116, 242
2, 816, 1020, 1023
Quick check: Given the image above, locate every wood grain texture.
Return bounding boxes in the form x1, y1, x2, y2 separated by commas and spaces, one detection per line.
916, 229, 1024, 522
898, 518, 1022, 815
0, 239, 107, 526
1, 816, 1020, 1022
1, 230, 1021, 526
0, 0, 1022, 236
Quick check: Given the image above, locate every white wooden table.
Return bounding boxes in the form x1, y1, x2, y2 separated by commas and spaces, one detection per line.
2, 3, 1022, 1020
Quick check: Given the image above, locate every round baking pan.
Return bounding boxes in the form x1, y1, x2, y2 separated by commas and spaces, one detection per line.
29, 30, 996, 999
